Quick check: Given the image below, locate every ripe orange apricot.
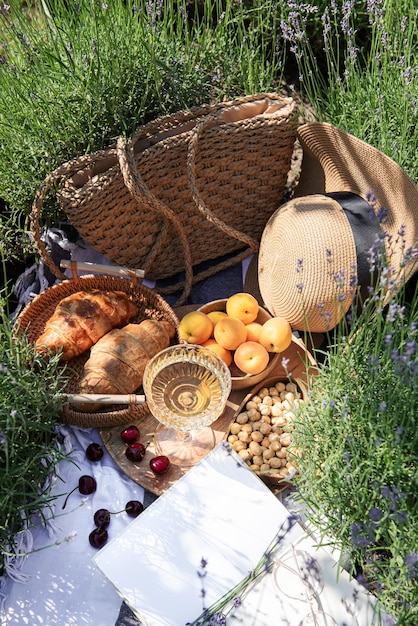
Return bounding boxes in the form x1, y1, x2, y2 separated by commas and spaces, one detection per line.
234, 341, 270, 375
206, 310, 228, 336
213, 316, 247, 351
201, 338, 233, 367
245, 321, 263, 342
259, 317, 292, 353
225, 292, 259, 325
178, 311, 213, 345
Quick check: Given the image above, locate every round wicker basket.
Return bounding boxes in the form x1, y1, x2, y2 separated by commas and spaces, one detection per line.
14, 274, 179, 428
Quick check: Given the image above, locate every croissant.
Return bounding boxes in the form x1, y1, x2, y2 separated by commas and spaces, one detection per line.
35, 290, 138, 361
75, 319, 176, 412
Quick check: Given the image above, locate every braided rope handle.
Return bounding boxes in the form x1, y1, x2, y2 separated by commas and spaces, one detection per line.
116, 136, 194, 305
187, 114, 260, 255
30, 129, 248, 302
30, 149, 117, 282
117, 108, 265, 301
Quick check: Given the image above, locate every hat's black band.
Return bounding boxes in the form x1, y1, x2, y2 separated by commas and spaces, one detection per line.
326, 191, 381, 287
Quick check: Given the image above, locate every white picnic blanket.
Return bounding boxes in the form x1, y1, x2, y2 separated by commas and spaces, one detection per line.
4, 225, 249, 626
1, 425, 145, 626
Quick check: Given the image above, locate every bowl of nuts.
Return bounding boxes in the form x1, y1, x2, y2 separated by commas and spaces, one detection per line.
225, 335, 318, 491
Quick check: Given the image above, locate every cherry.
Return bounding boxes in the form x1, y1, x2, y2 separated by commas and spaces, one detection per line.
92, 500, 144, 529
149, 455, 171, 475
125, 442, 146, 462
125, 500, 144, 518
86, 442, 104, 462
89, 527, 108, 549
120, 425, 140, 444
62, 475, 97, 509
94, 508, 111, 528
79, 475, 97, 494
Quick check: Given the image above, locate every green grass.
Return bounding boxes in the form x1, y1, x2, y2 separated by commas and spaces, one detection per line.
287, 0, 417, 179
0, 0, 286, 230
0, 261, 70, 571
0, 0, 416, 256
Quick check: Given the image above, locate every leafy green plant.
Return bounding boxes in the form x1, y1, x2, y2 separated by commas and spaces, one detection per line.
2, 0, 416, 263
0, 0, 285, 224
277, 0, 417, 181
291, 237, 418, 623
0, 267, 69, 572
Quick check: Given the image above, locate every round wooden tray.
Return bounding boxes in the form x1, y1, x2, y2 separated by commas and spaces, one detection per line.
99, 308, 317, 496
99, 389, 243, 497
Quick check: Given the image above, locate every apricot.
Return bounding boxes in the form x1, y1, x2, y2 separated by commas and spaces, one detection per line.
259, 317, 292, 353
234, 341, 270, 375
214, 316, 248, 351
178, 311, 213, 345
245, 321, 263, 342
201, 338, 233, 367
225, 292, 259, 325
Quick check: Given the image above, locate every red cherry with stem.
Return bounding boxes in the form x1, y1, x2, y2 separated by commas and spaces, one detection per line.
125, 500, 144, 518
89, 527, 108, 549
125, 442, 146, 462
94, 508, 111, 528
120, 425, 140, 444
92, 501, 144, 526
86, 442, 104, 462
149, 455, 171, 475
62, 475, 97, 509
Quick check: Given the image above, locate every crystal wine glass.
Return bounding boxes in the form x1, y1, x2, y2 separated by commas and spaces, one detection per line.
143, 344, 232, 467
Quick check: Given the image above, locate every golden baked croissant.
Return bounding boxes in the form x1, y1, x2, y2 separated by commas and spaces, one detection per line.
75, 319, 176, 412
35, 290, 138, 361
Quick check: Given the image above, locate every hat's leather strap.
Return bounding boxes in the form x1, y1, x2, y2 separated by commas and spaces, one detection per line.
326, 191, 381, 287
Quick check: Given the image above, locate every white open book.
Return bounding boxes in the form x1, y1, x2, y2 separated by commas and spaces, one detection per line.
93, 442, 380, 626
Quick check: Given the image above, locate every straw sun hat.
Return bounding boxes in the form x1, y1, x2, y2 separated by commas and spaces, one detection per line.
245, 122, 418, 333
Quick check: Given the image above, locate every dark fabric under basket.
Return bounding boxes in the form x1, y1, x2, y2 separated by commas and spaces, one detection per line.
31, 93, 298, 304
15, 274, 180, 429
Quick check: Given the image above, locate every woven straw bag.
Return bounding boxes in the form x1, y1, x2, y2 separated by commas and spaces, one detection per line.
31, 93, 297, 304
15, 272, 180, 429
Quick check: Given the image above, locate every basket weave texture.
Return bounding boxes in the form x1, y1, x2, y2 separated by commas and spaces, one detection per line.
31, 93, 297, 303
15, 275, 180, 429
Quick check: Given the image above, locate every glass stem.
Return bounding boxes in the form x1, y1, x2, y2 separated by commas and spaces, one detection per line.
176, 430, 192, 443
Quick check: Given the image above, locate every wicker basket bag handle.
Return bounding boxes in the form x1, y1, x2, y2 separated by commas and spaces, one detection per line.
116, 135, 194, 305
30, 150, 116, 283
30, 137, 249, 306
30, 146, 193, 304
187, 114, 260, 255
32, 94, 292, 305
116, 111, 261, 302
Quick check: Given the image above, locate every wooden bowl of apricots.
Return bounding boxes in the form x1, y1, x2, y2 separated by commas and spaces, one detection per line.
177, 292, 293, 390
